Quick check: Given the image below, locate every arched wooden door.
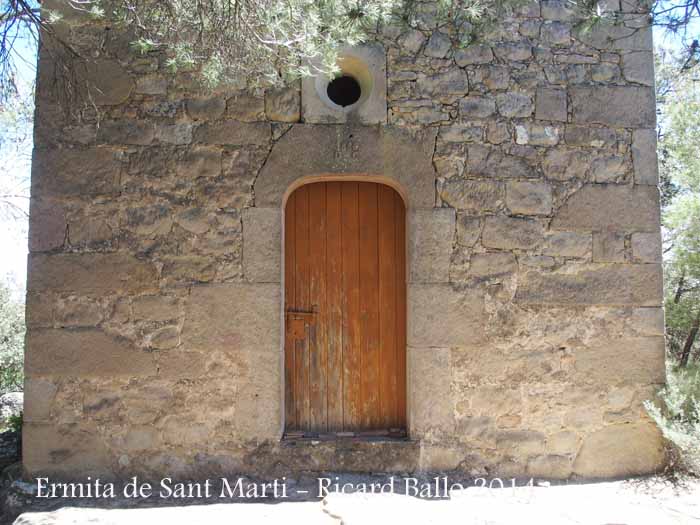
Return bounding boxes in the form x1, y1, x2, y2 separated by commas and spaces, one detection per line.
284, 181, 407, 437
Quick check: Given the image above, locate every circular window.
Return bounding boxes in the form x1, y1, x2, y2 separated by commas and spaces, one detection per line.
326, 75, 362, 107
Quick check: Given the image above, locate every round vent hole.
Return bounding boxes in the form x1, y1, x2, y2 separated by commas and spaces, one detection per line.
327, 75, 362, 107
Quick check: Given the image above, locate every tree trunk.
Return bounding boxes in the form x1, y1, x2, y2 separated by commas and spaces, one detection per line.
679, 310, 700, 367
674, 272, 686, 304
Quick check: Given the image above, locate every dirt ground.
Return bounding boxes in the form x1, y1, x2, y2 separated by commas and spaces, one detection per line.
4, 475, 700, 524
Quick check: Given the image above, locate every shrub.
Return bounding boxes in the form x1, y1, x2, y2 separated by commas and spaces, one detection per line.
0, 283, 24, 396
645, 362, 700, 476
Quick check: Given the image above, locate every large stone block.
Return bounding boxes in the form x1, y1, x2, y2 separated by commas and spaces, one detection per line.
182, 283, 280, 352
573, 422, 665, 478
571, 87, 655, 128
28, 198, 66, 252
515, 263, 663, 306
632, 129, 659, 185
254, 125, 436, 208
535, 87, 567, 122
439, 179, 504, 213
27, 253, 158, 293
408, 208, 455, 283
482, 216, 545, 250
408, 284, 486, 347
23, 422, 114, 478
31, 148, 122, 196
242, 207, 281, 283
551, 184, 660, 232
25, 329, 156, 377
194, 121, 271, 145
573, 337, 665, 385
506, 181, 553, 215
408, 347, 455, 437
23, 377, 57, 422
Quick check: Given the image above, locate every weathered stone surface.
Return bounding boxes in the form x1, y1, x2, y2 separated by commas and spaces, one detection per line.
468, 252, 517, 279
515, 263, 663, 306
482, 216, 545, 250
622, 51, 654, 86
515, 124, 559, 146
28, 198, 66, 252
80, 59, 134, 106
496, 92, 534, 117
255, 125, 436, 208
424, 32, 452, 58
570, 87, 656, 128
23, 378, 57, 422
564, 126, 617, 148
194, 121, 271, 145
590, 154, 630, 183
97, 120, 155, 145
573, 337, 666, 385
132, 295, 180, 322
135, 75, 167, 95
439, 179, 504, 213
454, 45, 494, 66
186, 97, 226, 121
575, 16, 653, 51
265, 87, 301, 122
28, 253, 158, 293
592, 231, 626, 263
243, 207, 281, 283
409, 208, 455, 283
32, 148, 122, 196
460, 96, 496, 119
631, 232, 661, 262
543, 148, 589, 181
227, 92, 266, 122
182, 283, 280, 352
551, 185, 660, 232
456, 215, 481, 247
535, 88, 567, 122
408, 284, 485, 347
409, 347, 454, 436
506, 181, 553, 215
542, 232, 591, 257
573, 423, 664, 478
631, 129, 658, 185
25, 329, 156, 377
418, 70, 468, 99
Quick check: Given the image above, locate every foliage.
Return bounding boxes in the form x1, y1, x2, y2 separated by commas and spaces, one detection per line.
0, 282, 24, 396
6, 411, 22, 434
645, 362, 700, 475
658, 50, 700, 366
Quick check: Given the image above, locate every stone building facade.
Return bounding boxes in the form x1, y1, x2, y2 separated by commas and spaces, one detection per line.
24, 0, 666, 480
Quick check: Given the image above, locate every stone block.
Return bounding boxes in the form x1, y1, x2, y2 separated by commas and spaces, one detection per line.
25, 329, 156, 377
135, 75, 168, 95
97, 120, 155, 145
482, 216, 545, 250
575, 16, 653, 51
573, 422, 664, 478
535, 88, 567, 122
573, 336, 665, 385
242, 207, 281, 283
31, 148, 122, 196
182, 283, 280, 352
186, 97, 226, 121
23, 422, 114, 477
631, 232, 661, 262
226, 92, 266, 122
254, 125, 436, 208
459, 96, 496, 119
408, 208, 455, 284
454, 45, 494, 65
408, 284, 485, 347
194, 121, 271, 145
496, 92, 534, 117
439, 179, 504, 213
28, 198, 66, 252
622, 51, 655, 86
456, 215, 481, 247
631, 129, 658, 185
80, 59, 134, 106
543, 148, 589, 181
571, 87, 655, 128
515, 263, 663, 306
593, 231, 625, 262
551, 184, 660, 232
265, 86, 301, 122
408, 347, 454, 436
132, 295, 180, 321
23, 377, 58, 422
155, 123, 193, 145
564, 126, 617, 148
27, 253, 158, 293
629, 307, 665, 336
542, 231, 592, 257
515, 124, 560, 146
506, 181, 553, 216
468, 252, 517, 279
590, 153, 630, 183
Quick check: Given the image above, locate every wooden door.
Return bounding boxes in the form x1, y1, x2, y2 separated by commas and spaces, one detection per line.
284, 181, 406, 437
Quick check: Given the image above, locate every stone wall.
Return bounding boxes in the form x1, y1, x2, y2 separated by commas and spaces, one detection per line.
24, 0, 665, 480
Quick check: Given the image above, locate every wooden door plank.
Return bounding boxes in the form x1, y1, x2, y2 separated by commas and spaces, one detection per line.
325, 182, 344, 431
395, 192, 407, 428
341, 182, 361, 431
378, 184, 397, 427
308, 182, 328, 431
358, 182, 381, 429
294, 185, 311, 430
284, 191, 297, 430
